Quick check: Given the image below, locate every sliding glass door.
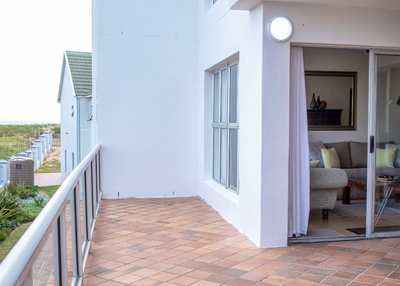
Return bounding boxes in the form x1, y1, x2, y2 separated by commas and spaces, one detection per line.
367, 51, 400, 237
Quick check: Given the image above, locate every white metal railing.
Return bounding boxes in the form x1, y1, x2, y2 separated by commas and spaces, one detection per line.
0, 144, 102, 286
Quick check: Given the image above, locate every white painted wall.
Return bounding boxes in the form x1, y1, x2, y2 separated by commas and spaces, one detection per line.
94, 0, 199, 198
59, 59, 77, 183
79, 97, 92, 162
92, 0, 400, 248
304, 48, 369, 143
259, 1, 400, 246
199, 0, 265, 247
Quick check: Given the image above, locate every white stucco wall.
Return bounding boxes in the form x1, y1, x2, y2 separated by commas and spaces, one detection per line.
199, 1, 264, 247
59, 60, 78, 183
259, 2, 400, 247
79, 97, 92, 162
92, 0, 400, 248
201, 1, 400, 248
94, 0, 199, 198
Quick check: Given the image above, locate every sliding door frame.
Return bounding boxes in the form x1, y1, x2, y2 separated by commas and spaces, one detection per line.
367, 49, 400, 239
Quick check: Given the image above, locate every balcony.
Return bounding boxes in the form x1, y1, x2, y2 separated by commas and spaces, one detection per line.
1, 145, 400, 285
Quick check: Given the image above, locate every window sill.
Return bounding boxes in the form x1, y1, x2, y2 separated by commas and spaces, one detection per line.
204, 180, 239, 205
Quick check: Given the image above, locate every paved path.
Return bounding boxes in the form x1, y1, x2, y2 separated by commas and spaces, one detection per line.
34, 173, 61, 186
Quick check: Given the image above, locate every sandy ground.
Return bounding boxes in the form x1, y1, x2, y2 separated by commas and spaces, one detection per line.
41, 148, 60, 163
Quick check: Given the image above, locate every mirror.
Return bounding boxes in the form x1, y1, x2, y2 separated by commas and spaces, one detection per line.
305, 71, 357, 131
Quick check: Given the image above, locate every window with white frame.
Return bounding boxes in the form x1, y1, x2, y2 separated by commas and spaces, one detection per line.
212, 62, 238, 192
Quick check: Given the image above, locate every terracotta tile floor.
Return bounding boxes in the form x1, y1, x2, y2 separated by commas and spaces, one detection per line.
83, 197, 400, 285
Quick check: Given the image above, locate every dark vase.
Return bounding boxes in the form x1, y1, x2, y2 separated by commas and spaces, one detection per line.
316, 96, 321, 110
310, 93, 317, 109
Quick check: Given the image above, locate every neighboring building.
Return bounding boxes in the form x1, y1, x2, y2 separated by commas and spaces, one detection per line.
73, 0, 400, 247
58, 51, 92, 182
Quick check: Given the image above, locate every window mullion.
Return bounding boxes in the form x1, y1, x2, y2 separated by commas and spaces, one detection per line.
226, 66, 231, 189
218, 71, 222, 182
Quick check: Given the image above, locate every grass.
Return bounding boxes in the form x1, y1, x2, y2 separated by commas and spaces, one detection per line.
0, 123, 60, 160
0, 185, 60, 262
35, 159, 61, 173
0, 223, 31, 263
39, 185, 60, 198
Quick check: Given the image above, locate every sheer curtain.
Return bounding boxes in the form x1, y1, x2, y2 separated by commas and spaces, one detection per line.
288, 47, 310, 237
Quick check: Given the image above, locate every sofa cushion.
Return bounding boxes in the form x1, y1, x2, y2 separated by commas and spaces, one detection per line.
377, 141, 395, 149
325, 142, 351, 168
309, 141, 325, 168
310, 168, 348, 190
321, 148, 341, 168
349, 141, 368, 168
376, 148, 397, 168
309, 160, 320, 168
386, 144, 400, 168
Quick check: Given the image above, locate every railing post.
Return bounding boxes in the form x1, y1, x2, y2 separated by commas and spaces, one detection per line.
83, 170, 92, 241
53, 209, 67, 286
95, 155, 99, 207
91, 161, 96, 220
71, 185, 83, 279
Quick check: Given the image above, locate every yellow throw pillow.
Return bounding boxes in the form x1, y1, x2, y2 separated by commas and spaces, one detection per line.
321, 148, 340, 168
376, 148, 397, 168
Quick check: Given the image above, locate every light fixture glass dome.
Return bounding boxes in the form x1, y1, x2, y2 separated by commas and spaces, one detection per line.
268, 16, 293, 43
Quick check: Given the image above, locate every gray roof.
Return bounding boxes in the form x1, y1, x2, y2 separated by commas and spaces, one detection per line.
66, 51, 92, 97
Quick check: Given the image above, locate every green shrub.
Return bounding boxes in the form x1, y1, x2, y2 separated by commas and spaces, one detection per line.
5, 184, 37, 200
0, 193, 19, 227
14, 202, 44, 223
0, 232, 7, 241
0, 191, 20, 211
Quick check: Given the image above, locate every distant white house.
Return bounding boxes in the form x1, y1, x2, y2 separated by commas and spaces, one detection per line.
57, 51, 92, 182
57, 0, 400, 248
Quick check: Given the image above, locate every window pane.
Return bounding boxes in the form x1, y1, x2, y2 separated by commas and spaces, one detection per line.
220, 129, 227, 185
213, 73, 220, 123
220, 69, 228, 123
213, 128, 220, 181
229, 129, 238, 191
229, 65, 238, 123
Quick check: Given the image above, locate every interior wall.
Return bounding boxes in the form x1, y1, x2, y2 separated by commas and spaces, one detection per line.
389, 67, 400, 144
304, 48, 369, 144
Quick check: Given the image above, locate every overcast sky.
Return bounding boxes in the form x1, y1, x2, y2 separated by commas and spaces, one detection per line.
0, 0, 92, 124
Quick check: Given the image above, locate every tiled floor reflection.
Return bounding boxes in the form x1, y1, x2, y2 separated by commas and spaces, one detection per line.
83, 197, 400, 285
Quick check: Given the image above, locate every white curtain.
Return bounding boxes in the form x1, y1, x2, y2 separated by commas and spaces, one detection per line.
288, 47, 310, 237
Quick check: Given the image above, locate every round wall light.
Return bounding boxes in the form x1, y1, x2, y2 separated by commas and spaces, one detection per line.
267, 15, 293, 43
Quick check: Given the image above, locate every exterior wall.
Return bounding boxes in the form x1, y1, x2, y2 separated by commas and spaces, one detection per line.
79, 97, 92, 162
199, 1, 264, 246
259, 1, 400, 247
200, 1, 400, 248
94, 0, 199, 198
59, 63, 78, 182
92, 0, 400, 247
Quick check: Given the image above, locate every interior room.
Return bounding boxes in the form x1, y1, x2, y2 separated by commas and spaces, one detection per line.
293, 47, 400, 240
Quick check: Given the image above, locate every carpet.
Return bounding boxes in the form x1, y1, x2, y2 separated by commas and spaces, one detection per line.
331, 202, 400, 218
292, 228, 345, 240
347, 225, 400, 235
306, 228, 345, 238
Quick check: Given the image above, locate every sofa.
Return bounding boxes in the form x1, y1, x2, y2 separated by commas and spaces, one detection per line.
310, 168, 348, 219
309, 140, 400, 199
